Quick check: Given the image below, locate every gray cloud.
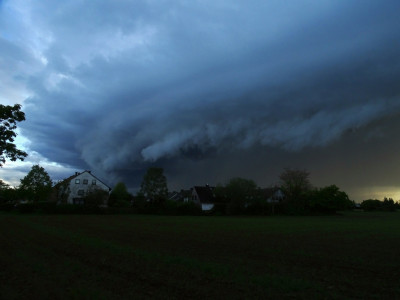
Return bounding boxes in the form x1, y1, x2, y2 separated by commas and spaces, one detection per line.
2, 0, 400, 197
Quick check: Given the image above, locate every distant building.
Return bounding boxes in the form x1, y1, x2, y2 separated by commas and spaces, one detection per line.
192, 185, 216, 211
261, 187, 285, 203
54, 171, 111, 205
168, 189, 193, 203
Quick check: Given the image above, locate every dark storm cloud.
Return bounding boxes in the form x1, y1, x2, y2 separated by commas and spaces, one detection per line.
3, 0, 400, 191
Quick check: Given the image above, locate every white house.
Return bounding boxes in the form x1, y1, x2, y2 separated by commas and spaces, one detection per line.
55, 171, 111, 205
265, 188, 285, 203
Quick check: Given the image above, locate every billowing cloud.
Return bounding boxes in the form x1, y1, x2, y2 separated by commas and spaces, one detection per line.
1, 0, 400, 198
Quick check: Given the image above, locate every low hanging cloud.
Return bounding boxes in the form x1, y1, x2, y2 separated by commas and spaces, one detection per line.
2, 0, 400, 189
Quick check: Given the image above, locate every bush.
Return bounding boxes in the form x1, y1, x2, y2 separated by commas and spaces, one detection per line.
83, 189, 109, 209
36, 201, 57, 213
54, 204, 105, 214
156, 200, 202, 215
176, 201, 202, 215
245, 201, 275, 215
211, 202, 228, 215
0, 202, 15, 211
108, 182, 131, 207
104, 207, 137, 214
16, 202, 37, 213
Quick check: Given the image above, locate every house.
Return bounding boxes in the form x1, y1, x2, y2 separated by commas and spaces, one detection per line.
168, 189, 193, 203
192, 185, 216, 211
261, 187, 285, 203
54, 171, 111, 205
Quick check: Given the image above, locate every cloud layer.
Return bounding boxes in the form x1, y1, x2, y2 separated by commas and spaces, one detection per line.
2, 0, 400, 194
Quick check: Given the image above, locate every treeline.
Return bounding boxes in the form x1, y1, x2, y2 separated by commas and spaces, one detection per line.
107, 168, 355, 215
360, 198, 399, 212
1, 165, 399, 216
213, 169, 354, 215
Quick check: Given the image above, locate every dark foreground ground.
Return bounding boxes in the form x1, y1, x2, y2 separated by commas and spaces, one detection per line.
0, 212, 399, 299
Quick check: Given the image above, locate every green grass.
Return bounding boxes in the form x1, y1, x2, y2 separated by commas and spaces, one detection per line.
1, 212, 400, 299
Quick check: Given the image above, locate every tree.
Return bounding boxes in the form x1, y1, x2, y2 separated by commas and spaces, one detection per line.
0, 104, 28, 167
382, 197, 397, 212
309, 185, 352, 213
83, 187, 109, 209
19, 165, 52, 202
360, 198, 397, 212
139, 167, 168, 205
109, 182, 131, 207
0, 179, 8, 190
224, 177, 259, 214
279, 168, 312, 213
360, 199, 382, 212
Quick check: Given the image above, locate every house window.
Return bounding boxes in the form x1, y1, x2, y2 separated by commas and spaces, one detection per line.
77, 189, 84, 196
75, 179, 80, 184
83, 179, 88, 185
92, 180, 96, 185
73, 198, 84, 205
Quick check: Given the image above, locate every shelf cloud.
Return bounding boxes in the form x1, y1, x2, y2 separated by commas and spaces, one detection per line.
2, 0, 400, 196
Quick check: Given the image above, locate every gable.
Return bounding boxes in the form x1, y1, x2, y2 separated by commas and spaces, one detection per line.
193, 186, 216, 203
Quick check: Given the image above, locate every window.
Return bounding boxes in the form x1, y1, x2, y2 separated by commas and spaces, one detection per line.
83, 179, 88, 185
75, 179, 80, 184
92, 180, 96, 185
77, 189, 84, 196
73, 198, 84, 205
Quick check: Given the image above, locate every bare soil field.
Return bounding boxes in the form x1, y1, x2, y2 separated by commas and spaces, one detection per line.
0, 212, 399, 299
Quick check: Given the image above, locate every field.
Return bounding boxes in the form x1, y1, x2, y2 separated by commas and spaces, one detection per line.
1, 212, 399, 299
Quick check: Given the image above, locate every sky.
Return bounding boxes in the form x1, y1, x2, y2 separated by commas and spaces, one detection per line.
1, 0, 400, 201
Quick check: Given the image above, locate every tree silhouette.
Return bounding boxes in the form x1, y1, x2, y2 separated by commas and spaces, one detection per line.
0, 104, 28, 166
279, 168, 312, 212
139, 167, 168, 205
19, 165, 52, 202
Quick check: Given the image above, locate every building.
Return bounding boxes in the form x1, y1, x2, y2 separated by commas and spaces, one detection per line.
260, 187, 285, 203
192, 185, 216, 211
55, 171, 111, 205
168, 189, 193, 203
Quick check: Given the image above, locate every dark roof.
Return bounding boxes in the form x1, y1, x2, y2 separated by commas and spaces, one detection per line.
169, 189, 192, 201
194, 185, 215, 203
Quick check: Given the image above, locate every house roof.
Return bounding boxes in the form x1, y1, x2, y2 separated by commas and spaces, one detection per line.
194, 185, 215, 203
168, 189, 192, 201
260, 187, 284, 199
54, 170, 111, 190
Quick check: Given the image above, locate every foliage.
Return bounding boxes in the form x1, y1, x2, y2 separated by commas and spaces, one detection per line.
381, 197, 398, 211
109, 182, 131, 207
309, 185, 353, 213
52, 179, 71, 204
224, 177, 260, 214
132, 192, 148, 211
213, 178, 261, 215
361, 199, 382, 211
161, 200, 202, 215
0, 179, 8, 190
0, 104, 28, 167
361, 198, 398, 212
279, 168, 312, 213
83, 187, 109, 209
139, 167, 168, 206
0, 180, 21, 210
19, 165, 53, 202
